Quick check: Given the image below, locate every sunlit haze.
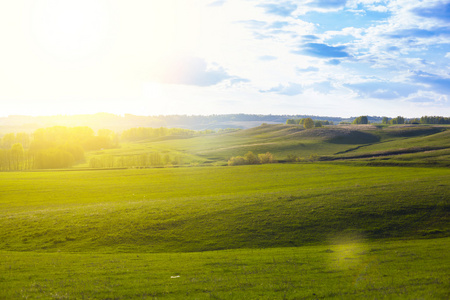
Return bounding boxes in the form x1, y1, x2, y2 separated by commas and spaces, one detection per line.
1, 0, 449, 117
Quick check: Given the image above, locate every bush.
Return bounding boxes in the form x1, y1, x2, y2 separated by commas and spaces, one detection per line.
352, 116, 369, 125
228, 152, 276, 166
228, 156, 247, 166
258, 152, 276, 164
303, 118, 314, 129
286, 154, 298, 162
244, 151, 259, 164
309, 153, 320, 162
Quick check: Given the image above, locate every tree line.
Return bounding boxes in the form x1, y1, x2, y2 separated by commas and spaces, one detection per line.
352, 115, 450, 125
89, 152, 184, 169
228, 151, 276, 166
418, 116, 450, 124
0, 126, 119, 171
0, 125, 227, 171
121, 127, 215, 141
286, 118, 333, 128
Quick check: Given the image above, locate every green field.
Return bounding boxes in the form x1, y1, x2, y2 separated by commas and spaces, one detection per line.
1, 238, 449, 299
82, 124, 450, 167
1, 124, 449, 298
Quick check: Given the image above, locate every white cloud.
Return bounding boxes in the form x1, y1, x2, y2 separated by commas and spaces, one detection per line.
0, 0, 449, 117
405, 90, 448, 105
366, 5, 389, 12
147, 55, 247, 87
260, 82, 303, 96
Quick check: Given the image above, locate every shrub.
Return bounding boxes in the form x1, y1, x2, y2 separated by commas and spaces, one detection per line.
258, 152, 276, 164
244, 151, 259, 164
309, 153, 320, 162
228, 156, 247, 166
303, 118, 314, 129
228, 152, 276, 166
286, 154, 298, 162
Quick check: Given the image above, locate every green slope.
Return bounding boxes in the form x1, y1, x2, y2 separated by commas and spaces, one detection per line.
1, 164, 448, 253
80, 124, 450, 167
2, 238, 449, 299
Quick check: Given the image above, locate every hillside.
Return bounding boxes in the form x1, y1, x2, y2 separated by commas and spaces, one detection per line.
0, 113, 367, 133
1, 123, 449, 299
82, 123, 450, 168
1, 164, 448, 253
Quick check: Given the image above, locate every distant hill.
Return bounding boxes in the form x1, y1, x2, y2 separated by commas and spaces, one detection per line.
0, 113, 384, 133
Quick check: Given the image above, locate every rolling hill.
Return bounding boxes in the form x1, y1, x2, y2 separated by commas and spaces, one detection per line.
82, 123, 450, 167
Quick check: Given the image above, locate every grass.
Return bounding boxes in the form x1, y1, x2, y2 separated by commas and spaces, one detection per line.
79, 124, 450, 167
1, 238, 448, 299
1, 123, 449, 298
1, 164, 448, 253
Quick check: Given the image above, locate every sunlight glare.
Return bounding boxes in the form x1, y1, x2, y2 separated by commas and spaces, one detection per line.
31, 0, 113, 61
140, 1, 202, 60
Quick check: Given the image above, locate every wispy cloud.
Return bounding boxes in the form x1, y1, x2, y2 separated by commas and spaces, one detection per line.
309, 0, 348, 9
296, 66, 319, 72
294, 43, 349, 58
389, 28, 450, 39
302, 35, 320, 40
268, 21, 290, 29
412, 1, 450, 21
208, 0, 227, 7
257, 2, 298, 17
327, 59, 341, 65
411, 71, 450, 94
151, 56, 247, 87
260, 82, 303, 96
310, 81, 335, 94
2, 0, 449, 117
345, 81, 419, 99
259, 55, 278, 61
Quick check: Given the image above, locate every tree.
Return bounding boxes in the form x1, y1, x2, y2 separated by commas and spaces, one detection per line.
309, 153, 320, 162
149, 152, 162, 166
0, 149, 10, 171
15, 132, 30, 148
258, 152, 275, 164
228, 156, 246, 166
286, 154, 298, 162
172, 155, 182, 165
420, 116, 450, 124
244, 151, 259, 164
228, 151, 276, 166
98, 129, 113, 138
60, 142, 85, 162
1, 133, 15, 149
10, 143, 24, 170
163, 154, 171, 165
34, 148, 74, 169
382, 117, 390, 124
409, 118, 420, 124
303, 118, 314, 129
352, 116, 369, 124
390, 116, 405, 125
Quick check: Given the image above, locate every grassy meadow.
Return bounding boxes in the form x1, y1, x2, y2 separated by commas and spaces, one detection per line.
82, 124, 450, 167
1, 238, 449, 299
1, 124, 449, 298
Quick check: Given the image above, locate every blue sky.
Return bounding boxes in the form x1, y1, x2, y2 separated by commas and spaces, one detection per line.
0, 0, 449, 117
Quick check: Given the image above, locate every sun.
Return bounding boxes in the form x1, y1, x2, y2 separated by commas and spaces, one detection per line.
30, 0, 113, 61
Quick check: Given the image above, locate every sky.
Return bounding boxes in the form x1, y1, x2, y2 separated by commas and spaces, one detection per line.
1, 0, 449, 118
